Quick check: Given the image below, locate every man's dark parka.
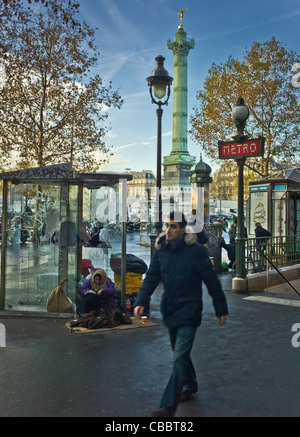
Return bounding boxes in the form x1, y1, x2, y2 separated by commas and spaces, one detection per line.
135, 231, 228, 329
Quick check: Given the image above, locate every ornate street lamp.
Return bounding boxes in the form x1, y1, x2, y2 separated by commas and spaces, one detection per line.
147, 55, 173, 256
231, 97, 250, 279
231, 97, 250, 140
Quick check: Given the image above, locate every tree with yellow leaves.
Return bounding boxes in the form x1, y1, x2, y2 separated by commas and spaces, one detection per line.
190, 38, 300, 177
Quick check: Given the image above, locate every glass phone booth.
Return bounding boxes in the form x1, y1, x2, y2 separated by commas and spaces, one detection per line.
248, 168, 300, 237
0, 163, 131, 314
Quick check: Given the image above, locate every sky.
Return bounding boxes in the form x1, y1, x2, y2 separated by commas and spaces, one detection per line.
78, 0, 300, 174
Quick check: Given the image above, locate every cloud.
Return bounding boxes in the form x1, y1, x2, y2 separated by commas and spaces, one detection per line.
97, 153, 128, 171
147, 131, 172, 140
106, 130, 118, 139
81, 1, 162, 82
104, 1, 138, 37
196, 9, 300, 43
113, 143, 137, 151
98, 47, 156, 82
95, 0, 147, 48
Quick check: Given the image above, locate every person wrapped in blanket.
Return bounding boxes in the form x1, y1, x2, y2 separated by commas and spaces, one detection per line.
73, 268, 132, 329
79, 268, 116, 314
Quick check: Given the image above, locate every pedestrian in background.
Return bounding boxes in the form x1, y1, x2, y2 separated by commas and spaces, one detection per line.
254, 222, 271, 240
254, 222, 272, 271
187, 208, 209, 245
229, 217, 248, 244
134, 211, 228, 417
228, 219, 237, 244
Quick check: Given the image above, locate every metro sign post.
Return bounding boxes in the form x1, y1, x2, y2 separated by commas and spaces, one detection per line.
218, 137, 265, 160
219, 136, 265, 281
219, 97, 264, 285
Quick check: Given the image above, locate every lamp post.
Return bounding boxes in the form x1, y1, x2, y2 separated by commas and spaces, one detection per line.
231, 97, 250, 279
147, 55, 173, 257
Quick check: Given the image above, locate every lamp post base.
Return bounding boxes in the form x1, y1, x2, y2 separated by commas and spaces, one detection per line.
232, 277, 248, 293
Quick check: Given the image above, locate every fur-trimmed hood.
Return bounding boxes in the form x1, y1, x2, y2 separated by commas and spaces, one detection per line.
155, 230, 198, 250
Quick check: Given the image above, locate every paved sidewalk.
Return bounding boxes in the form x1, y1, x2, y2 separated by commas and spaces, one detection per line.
1, 281, 300, 418
264, 278, 300, 297
2, 233, 300, 418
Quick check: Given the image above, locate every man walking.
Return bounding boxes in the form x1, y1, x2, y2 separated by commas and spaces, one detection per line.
134, 211, 228, 417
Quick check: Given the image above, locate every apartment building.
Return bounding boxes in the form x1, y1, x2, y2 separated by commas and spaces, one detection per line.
125, 169, 155, 198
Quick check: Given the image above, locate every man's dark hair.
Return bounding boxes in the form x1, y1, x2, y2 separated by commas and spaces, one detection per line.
168, 211, 187, 229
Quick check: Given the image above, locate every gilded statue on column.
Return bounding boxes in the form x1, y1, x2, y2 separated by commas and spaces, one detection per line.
175, 5, 188, 29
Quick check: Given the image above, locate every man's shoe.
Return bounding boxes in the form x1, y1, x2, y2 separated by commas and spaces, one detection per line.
180, 389, 198, 403
152, 408, 174, 417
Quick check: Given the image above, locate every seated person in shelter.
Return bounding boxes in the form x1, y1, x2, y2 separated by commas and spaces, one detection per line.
79, 268, 116, 314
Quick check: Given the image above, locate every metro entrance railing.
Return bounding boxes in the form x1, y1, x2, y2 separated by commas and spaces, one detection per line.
245, 235, 300, 274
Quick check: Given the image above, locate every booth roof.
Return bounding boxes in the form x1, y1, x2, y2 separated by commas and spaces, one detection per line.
250, 167, 300, 185
0, 163, 132, 187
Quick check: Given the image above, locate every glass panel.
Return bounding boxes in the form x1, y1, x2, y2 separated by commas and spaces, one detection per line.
66, 184, 78, 305
82, 183, 122, 279
4, 182, 61, 312
80, 180, 151, 313
273, 198, 286, 236
296, 197, 300, 235
139, 196, 152, 247
249, 190, 268, 236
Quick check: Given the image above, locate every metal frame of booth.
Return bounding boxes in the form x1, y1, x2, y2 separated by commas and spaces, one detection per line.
248, 168, 300, 237
0, 163, 132, 313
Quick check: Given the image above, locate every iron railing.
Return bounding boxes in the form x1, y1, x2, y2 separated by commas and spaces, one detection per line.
245, 235, 300, 274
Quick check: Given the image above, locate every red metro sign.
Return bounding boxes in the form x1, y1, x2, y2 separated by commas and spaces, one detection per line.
218, 137, 265, 159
